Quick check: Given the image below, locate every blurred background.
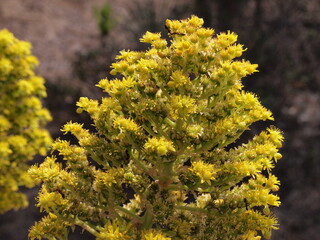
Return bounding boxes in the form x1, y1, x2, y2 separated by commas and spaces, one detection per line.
0, 0, 319, 239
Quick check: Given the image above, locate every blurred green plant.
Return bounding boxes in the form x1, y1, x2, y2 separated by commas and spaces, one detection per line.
28, 16, 283, 240
93, 3, 115, 37
0, 29, 52, 214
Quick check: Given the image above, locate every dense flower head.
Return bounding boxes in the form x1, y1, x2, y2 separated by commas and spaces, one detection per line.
142, 229, 172, 240
189, 161, 218, 185
29, 16, 283, 240
0, 29, 51, 213
144, 136, 176, 156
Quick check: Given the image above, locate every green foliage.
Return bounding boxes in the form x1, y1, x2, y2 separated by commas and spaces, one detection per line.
29, 16, 283, 240
93, 3, 114, 36
0, 29, 52, 214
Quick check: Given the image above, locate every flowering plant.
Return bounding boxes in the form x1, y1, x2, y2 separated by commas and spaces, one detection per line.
0, 29, 51, 214
29, 16, 283, 240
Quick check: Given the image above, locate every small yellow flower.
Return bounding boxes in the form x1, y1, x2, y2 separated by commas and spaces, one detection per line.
97, 77, 137, 95
196, 28, 214, 38
37, 186, 69, 213
215, 31, 238, 49
140, 31, 161, 43
94, 168, 124, 189
144, 137, 176, 156
267, 127, 284, 148
265, 175, 280, 192
142, 229, 171, 240
241, 230, 261, 240
97, 220, 130, 240
165, 19, 182, 33
113, 116, 140, 132
167, 70, 191, 88
188, 15, 204, 28
186, 124, 204, 138
76, 97, 99, 115
169, 95, 196, 120
190, 161, 218, 185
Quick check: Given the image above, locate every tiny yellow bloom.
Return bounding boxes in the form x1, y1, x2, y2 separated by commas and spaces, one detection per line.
140, 31, 161, 43
113, 116, 140, 132
142, 229, 171, 240
97, 220, 130, 240
144, 137, 176, 156
190, 161, 218, 185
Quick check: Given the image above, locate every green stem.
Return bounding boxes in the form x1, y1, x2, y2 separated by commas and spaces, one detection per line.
175, 118, 183, 132
51, 210, 99, 237
74, 218, 99, 236
125, 134, 139, 149
129, 148, 150, 172
164, 117, 176, 128
142, 123, 157, 137
141, 207, 154, 229
195, 140, 217, 153
199, 90, 213, 100
144, 111, 167, 137
115, 206, 141, 221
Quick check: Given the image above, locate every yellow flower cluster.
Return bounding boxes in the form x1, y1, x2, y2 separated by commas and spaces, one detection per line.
113, 116, 141, 133
97, 76, 137, 96
167, 70, 191, 88
29, 16, 283, 240
93, 168, 125, 189
169, 95, 196, 120
0, 29, 51, 214
144, 137, 176, 156
97, 220, 130, 240
142, 229, 171, 240
37, 186, 69, 213
190, 161, 218, 185
29, 213, 70, 240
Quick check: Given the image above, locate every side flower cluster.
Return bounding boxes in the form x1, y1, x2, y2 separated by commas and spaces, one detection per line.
0, 29, 51, 213
29, 16, 283, 240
